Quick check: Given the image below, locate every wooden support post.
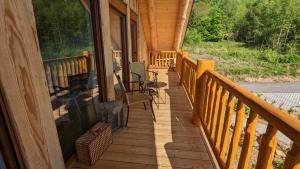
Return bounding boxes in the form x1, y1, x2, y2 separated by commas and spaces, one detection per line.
284, 143, 300, 169
192, 59, 215, 126
179, 52, 189, 85
0, 0, 65, 168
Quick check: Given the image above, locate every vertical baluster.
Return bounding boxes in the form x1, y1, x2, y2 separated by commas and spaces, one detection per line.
62, 61, 68, 87
166, 52, 169, 67
161, 52, 164, 68
214, 88, 228, 151
190, 68, 193, 96
186, 66, 190, 94
74, 58, 79, 75
162, 52, 164, 68
150, 53, 152, 66
284, 143, 300, 169
203, 77, 212, 125
163, 52, 165, 68
164, 51, 169, 68
226, 101, 245, 169
256, 124, 278, 169
51, 63, 59, 88
70, 60, 75, 75
238, 110, 258, 169
78, 58, 83, 74
66, 60, 71, 75
158, 52, 161, 68
206, 80, 217, 129
210, 83, 222, 142
191, 70, 196, 102
152, 52, 155, 68
220, 94, 235, 162
45, 64, 54, 93
82, 57, 87, 73
155, 52, 158, 68
78, 58, 82, 74
58, 62, 65, 88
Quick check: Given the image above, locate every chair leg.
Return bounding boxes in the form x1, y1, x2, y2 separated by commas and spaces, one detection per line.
150, 100, 156, 122
125, 106, 130, 127
143, 102, 147, 110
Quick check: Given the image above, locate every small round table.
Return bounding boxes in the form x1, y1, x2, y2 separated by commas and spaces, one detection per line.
147, 81, 167, 109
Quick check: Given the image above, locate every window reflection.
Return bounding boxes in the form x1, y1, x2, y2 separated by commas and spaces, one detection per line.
33, 0, 101, 161
0, 151, 6, 169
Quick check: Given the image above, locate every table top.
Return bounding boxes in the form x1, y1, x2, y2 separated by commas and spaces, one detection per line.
147, 81, 167, 88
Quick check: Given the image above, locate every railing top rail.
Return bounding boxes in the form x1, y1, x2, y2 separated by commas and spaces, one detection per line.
150, 50, 177, 53
206, 69, 300, 145
184, 57, 197, 68
43, 55, 85, 64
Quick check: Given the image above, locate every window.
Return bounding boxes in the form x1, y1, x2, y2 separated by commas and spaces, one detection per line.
33, 0, 105, 161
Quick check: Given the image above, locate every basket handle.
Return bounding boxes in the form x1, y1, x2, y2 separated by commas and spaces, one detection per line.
89, 124, 106, 135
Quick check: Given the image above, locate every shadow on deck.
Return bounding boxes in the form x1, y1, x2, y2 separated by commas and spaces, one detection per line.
70, 69, 215, 169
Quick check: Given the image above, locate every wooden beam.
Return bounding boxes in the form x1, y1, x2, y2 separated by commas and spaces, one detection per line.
173, 0, 193, 49
100, 0, 115, 100
130, 9, 137, 22
147, 0, 158, 51
0, 0, 65, 168
80, 0, 90, 13
109, 0, 127, 15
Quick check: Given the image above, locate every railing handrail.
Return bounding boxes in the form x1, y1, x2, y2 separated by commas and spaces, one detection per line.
175, 50, 300, 168
206, 69, 300, 146
43, 55, 85, 64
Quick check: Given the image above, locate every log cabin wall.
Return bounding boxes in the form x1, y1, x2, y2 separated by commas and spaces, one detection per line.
0, 0, 65, 168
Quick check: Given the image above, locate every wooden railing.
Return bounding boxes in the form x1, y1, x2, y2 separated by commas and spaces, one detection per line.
112, 50, 122, 58
148, 51, 177, 68
176, 52, 300, 169
43, 51, 89, 95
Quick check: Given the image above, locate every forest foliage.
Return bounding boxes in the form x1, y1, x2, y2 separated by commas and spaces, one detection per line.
185, 0, 300, 55
33, 0, 93, 59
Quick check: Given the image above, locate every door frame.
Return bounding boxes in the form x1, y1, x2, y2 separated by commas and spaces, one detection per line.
130, 19, 138, 62
109, 6, 130, 89
90, 0, 108, 102
0, 85, 25, 169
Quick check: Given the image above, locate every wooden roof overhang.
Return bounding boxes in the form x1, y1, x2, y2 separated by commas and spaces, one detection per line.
137, 0, 193, 51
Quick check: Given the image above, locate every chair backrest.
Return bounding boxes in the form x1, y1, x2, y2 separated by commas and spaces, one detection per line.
115, 73, 129, 105
130, 62, 146, 82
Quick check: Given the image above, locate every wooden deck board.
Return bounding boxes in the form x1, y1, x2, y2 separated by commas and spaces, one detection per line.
70, 69, 215, 169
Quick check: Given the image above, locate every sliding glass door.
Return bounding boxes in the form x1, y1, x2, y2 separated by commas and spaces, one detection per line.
33, 0, 106, 162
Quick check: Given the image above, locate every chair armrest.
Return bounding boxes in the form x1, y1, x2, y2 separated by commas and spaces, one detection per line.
146, 70, 158, 76
130, 71, 142, 78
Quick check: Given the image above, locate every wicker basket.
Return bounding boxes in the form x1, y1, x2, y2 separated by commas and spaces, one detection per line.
75, 123, 112, 165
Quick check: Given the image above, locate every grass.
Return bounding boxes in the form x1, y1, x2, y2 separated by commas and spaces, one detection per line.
183, 41, 300, 81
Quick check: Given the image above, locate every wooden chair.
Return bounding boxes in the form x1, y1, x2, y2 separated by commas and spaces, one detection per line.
115, 74, 156, 127
130, 61, 158, 92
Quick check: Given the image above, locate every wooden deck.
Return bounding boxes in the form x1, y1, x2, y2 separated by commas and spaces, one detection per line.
69, 69, 215, 169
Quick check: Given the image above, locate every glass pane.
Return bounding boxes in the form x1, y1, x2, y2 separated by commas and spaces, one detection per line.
33, 0, 102, 161
110, 10, 124, 98
0, 151, 7, 169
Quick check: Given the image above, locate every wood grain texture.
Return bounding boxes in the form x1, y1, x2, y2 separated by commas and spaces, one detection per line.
100, 0, 115, 100
70, 69, 215, 169
0, 0, 64, 168
173, 0, 193, 49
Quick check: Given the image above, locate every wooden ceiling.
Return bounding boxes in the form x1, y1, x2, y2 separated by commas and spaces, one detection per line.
138, 0, 193, 51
